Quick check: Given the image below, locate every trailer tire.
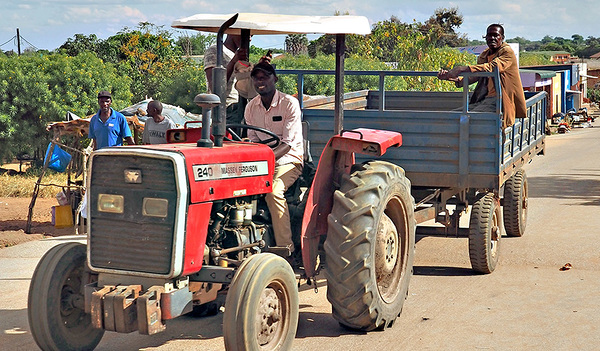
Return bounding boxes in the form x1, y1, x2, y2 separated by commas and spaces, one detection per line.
325, 161, 415, 331
28, 242, 104, 351
469, 193, 502, 274
223, 253, 298, 351
503, 169, 528, 237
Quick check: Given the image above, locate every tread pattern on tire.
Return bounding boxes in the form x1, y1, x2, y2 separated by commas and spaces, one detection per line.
469, 193, 501, 274
223, 253, 299, 351
28, 242, 104, 351
324, 161, 415, 331
503, 169, 527, 237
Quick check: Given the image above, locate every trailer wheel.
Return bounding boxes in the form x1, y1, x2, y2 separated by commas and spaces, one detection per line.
469, 193, 502, 274
325, 161, 415, 331
223, 253, 298, 351
503, 169, 528, 237
28, 242, 104, 351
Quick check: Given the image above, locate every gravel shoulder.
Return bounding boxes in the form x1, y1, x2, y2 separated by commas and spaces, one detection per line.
0, 197, 75, 248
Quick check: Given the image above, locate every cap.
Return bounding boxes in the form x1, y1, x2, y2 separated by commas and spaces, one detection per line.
251, 61, 277, 78
97, 90, 112, 99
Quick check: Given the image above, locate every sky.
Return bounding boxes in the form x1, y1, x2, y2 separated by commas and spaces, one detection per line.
2, 0, 599, 52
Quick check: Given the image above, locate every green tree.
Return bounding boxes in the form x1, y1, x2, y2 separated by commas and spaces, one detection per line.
0, 52, 130, 163
540, 42, 565, 52
104, 22, 186, 101
571, 34, 584, 46
285, 34, 309, 56
421, 7, 468, 47
58, 34, 101, 56
158, 63, 206, 114
541, 35, 554, 44
175, 33, 215, 56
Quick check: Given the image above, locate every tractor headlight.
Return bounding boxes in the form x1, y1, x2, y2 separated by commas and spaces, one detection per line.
98, 194, 124, 214
143, 198, 168, 218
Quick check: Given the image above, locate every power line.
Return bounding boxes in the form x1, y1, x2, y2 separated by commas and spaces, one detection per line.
0, 29, 40, 53
0, 36, 16, 48
19, 36, 39, 51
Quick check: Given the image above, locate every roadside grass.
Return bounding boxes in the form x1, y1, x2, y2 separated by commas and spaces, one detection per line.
0, 170, 71, 198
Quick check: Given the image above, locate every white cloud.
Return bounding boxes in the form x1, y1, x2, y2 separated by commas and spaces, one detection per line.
61, 6, 146, 25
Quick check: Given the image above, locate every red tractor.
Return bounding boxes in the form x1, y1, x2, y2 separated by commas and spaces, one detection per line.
28, 13, 415, 351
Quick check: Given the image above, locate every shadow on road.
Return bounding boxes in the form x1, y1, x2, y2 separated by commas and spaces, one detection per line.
529, 174, 600, 206
2, 302, 367, 350
414, 265, 477, 277
296, 309, 365, 339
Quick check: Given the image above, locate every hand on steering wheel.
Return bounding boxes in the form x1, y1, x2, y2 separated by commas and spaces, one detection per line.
226, 124, 281, 148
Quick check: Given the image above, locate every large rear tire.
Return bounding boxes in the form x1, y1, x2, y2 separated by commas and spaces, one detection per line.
469, 193, 502, 274
503, 169, 528, 237
223, 253, 299, 351
325, 161, 415, 331
28, 242, 104, 351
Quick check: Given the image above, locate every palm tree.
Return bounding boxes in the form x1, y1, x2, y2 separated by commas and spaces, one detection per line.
285, 34, 308, 56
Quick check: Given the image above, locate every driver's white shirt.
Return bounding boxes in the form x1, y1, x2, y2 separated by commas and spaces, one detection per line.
244, 90, 303, 167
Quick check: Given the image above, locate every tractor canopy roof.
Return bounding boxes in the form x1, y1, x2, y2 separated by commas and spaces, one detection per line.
171, 12, 370, 36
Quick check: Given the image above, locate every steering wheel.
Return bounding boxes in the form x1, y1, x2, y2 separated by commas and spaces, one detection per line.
226, 124, 281, 148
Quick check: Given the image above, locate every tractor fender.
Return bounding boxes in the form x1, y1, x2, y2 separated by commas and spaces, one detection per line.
300, 128, 402, 278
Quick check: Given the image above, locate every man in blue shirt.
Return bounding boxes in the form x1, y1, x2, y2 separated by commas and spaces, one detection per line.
88, 90, 135, 150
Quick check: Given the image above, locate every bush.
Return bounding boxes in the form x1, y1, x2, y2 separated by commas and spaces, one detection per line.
0, 52, 131, 163
588, 88, 600, 103
157, 61, 206, 114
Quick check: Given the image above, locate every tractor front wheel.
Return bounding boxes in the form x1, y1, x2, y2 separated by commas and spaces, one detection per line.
223, 253, 299, 351
28, 242, 104, 351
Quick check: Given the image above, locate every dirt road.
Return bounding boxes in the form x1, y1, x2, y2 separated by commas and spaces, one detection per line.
0, 197, 75, 248
1, 123, 599, 350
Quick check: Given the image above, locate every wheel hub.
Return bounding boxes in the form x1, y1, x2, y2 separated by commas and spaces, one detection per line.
490, 225, 500, 259
256, 287, 281, 346
376, 213, 398, 276
491, 225, 500, 241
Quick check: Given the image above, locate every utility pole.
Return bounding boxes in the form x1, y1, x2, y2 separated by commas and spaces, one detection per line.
16, 28, 21, 55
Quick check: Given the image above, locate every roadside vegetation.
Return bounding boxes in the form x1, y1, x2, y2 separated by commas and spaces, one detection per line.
1, 6, 597, 177
0, 169, 68, 198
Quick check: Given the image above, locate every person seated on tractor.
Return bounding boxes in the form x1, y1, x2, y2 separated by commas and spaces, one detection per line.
437, 23, 527, 129
244, 61, 304, 256
204, 34, 243, 125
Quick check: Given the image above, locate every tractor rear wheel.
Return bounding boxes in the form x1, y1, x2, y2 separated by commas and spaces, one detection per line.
325, 161, 415, 331
28, 242, 103, 351
469, 193, 502, 274
503, 169, 528, 237
223, 253, 298, 351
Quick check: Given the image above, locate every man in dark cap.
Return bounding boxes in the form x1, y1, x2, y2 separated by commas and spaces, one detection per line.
244, 61, 304, 256
88, 90, 135, 150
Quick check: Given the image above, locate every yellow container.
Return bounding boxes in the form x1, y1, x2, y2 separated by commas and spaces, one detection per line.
53, 205, 73, 228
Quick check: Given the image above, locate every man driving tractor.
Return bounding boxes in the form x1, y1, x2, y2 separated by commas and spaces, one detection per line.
244, 61, 304, 258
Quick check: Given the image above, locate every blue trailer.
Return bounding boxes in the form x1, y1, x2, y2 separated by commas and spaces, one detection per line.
282, 68, 546, 274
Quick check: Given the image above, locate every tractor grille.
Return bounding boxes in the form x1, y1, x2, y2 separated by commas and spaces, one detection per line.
89, 154, 179, 275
